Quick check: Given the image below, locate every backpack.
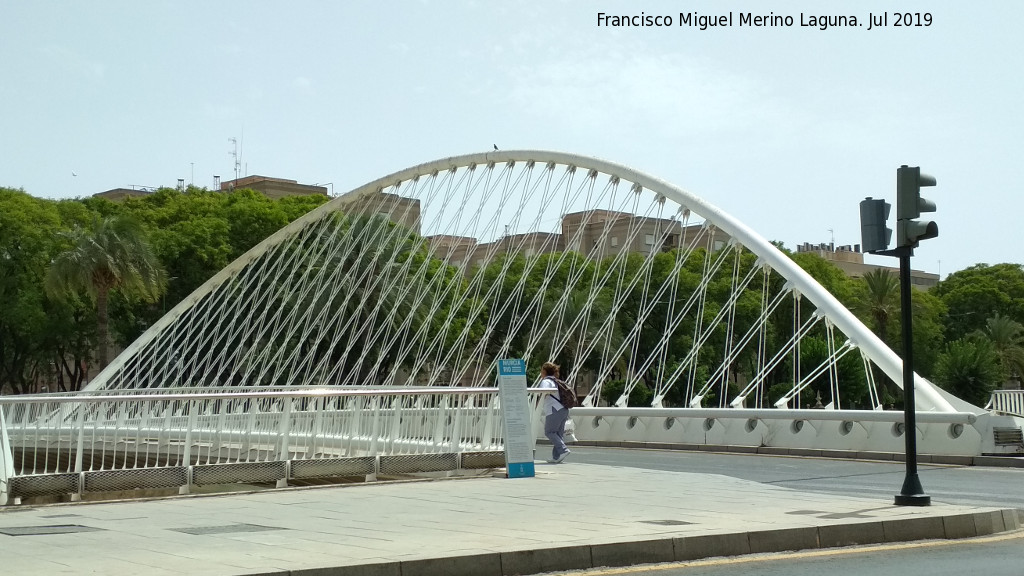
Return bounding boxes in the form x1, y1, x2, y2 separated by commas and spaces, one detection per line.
553, 378, 578, 409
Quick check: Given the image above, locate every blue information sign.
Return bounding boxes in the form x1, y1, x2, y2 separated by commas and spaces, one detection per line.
497, 358, 535, 478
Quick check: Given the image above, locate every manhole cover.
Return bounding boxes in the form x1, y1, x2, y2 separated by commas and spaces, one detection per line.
172, 524, 284, 535
0, 525, 104, 536
639, 520, 694, 526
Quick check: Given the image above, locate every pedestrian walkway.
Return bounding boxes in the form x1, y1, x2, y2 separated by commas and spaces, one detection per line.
0, 461, 1020, 576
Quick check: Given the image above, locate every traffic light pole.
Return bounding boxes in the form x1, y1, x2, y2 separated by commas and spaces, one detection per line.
889, 245, 930, 506
862, 164, 937, 506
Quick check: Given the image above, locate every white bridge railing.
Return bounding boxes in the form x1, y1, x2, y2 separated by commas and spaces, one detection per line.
0, 387, 550, 505
986, 390, 1024, 418
3, 387, 1020, 506
567, 404, 1024, 459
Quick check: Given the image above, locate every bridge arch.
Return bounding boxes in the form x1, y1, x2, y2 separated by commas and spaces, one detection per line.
86, 150, 964, 415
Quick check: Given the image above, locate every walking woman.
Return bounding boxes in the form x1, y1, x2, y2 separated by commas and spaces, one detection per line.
538, 362, 570, 463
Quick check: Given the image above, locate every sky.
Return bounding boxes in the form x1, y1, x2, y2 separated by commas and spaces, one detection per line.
2, 1, 1021, 278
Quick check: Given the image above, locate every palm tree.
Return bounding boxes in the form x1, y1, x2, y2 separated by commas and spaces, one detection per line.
46, 216, 166, 369
858, 268, 899, 344
974, 313, 1024, 387
854, 268, 901, 405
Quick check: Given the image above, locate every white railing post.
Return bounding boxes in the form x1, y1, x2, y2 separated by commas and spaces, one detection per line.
432, 396, 449, 449
387, 396, 403, 455
368, 397, 382, 456
347, 396, 363, 456
72, 402, 87, 501
240, 402, 258, 458
179, 400, 197, 495
449, 395, 465, 452
481, 395, 497, 450
309, 397, 325, 458
0, 407, 14, 506
276, 397, 293, 488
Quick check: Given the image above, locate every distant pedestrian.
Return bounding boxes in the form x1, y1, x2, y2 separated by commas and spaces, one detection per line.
538, 361, 570, 463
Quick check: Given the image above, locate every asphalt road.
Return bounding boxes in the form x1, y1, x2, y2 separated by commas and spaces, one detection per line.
567, 446, 1024, 508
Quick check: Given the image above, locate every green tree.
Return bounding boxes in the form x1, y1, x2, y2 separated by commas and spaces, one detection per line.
46, 216, 167, 369
933, 263, 1024, 341
0, 189, 101, 393
973, 313, 1024, 386
933, 338, 1001, 407
0, 189, 62, 393
110, 186, 329, 339
896, 288, 946, 379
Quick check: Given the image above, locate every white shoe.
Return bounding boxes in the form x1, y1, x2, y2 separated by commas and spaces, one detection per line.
555, 450, 570, 463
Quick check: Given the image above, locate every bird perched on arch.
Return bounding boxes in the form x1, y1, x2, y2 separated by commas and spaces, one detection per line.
493, 144, 498, 151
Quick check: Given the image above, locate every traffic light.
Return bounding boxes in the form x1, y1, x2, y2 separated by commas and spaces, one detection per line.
896, 165, 938, 248
859, 197, 892, 253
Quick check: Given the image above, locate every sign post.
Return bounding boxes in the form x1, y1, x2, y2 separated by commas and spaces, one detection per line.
497, 358, 535, 478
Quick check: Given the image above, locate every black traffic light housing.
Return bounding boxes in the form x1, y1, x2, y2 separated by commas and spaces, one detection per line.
859, 197, 892, 253
895, 165, 938, 248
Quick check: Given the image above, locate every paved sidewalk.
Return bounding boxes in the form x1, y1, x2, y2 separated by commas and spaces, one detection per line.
0, 461, 1020, 576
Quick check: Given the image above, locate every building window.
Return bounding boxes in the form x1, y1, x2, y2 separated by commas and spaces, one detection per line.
713, 240, 725, 251
611, 236, 619, 247
644, 234, 655, 245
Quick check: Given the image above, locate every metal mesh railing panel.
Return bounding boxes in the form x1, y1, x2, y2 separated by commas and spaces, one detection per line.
460, 451, 506, 469
290, 457, 376, 479
192, 461, 287, 486
8, 473, 79, 499
379, 453, 458, 475
83, 467, 187, 492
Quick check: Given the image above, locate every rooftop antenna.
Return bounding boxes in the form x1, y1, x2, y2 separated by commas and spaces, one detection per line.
229, 137, 241, 181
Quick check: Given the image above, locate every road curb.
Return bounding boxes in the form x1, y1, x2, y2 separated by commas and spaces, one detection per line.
255, 509, 1024, 576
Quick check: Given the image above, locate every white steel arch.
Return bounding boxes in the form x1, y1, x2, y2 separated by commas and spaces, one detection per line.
85, 150, 962, 415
